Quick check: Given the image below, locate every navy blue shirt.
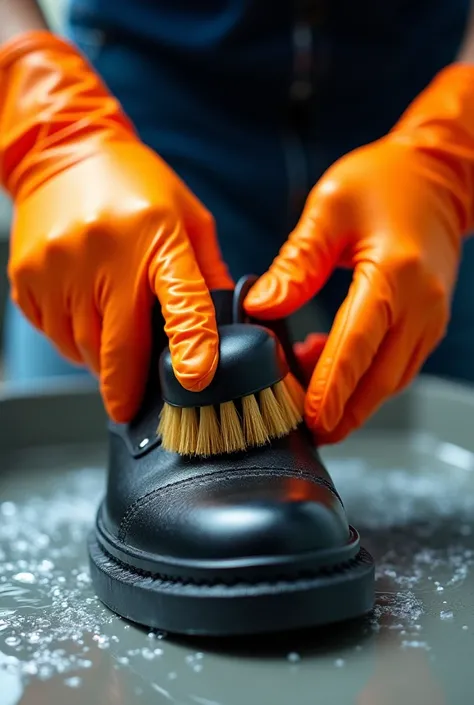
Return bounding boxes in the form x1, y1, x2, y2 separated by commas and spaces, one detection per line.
68, 0, 470, 272
69, 0, 469, 121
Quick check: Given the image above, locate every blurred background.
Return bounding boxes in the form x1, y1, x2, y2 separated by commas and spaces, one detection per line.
0, 0, 67, 339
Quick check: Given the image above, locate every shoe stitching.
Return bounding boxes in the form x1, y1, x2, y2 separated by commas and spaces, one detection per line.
118, 468, 341, 543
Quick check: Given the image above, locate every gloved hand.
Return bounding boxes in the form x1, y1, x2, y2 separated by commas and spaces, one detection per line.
246, 65, 474, 443
1, 32, 233, 422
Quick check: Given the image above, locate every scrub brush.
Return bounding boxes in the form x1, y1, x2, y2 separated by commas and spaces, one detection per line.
158, 275, 306, 457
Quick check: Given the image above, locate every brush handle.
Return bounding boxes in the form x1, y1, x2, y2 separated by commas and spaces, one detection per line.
210, 288, 234, 326
233, 275, 306, 388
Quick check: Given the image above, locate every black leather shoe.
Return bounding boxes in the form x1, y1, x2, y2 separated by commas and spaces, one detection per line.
88, 280, 374, 636
89, 424, 374, 635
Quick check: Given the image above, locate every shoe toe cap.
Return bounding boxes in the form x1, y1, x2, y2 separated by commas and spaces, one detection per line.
123, 473, 350, 561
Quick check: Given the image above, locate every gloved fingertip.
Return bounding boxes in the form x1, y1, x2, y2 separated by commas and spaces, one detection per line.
312, 425, 351, 446
101, 376, 145, 424
176, 369, 216, 393
104, 398, 136, 424
243, 275, 276, 314
172, 346, 219, 393
302, 410, 341, 446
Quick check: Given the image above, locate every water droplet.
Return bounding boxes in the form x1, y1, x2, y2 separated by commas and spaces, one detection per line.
28, 632, 41, 644
193, 663, 203, 673
168, 671, 177, 680
38, 665, 54, 680
38, 560, 54, 572
93, 634, 109, 649
64, 677, 82, 688
141, 648, 155, 660
401, 640, 431, 650
15, 540, 28, 553
462, 625, 469, 631
287, 652, 300, 663
117, 656, 129, 665
5, 636, 21, 647
1, 502, 16, 516
13, 572, 36, 584
436, 586, 444, 592
334, 659, 345, 668
76, 572, 90, 584
440, 610, 454, 621
34, 534, 50, 549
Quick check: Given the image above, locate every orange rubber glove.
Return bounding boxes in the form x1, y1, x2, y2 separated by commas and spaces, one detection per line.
246, 64, 474, 444
1, 32, 233, 422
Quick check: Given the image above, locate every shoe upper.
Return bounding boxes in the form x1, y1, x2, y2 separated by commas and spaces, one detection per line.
104, 416, 350, 562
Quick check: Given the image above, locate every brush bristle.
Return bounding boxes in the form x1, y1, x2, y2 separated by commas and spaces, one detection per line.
178, 407, 199, 455
284, 372, 306, 412
158, 404, 182, 452
158, 372, 305, 457
242, 394, 270, 448
272, 377, 303, 429
220, 401, 246, 453
196, 405, 223, 457
259, 387, 288, 439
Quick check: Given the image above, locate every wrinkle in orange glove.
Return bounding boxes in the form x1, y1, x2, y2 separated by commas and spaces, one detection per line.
1, 32, 233, 423
246, 65, 474, 444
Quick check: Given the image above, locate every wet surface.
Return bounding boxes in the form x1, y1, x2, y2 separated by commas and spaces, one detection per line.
1, 426, 474, 704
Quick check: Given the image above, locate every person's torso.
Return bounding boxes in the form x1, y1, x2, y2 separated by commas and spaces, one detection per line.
69, 0, 469, 127
67, 0, 471, 258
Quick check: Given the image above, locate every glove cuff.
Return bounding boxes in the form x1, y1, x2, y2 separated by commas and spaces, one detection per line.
0, 31, 136, 199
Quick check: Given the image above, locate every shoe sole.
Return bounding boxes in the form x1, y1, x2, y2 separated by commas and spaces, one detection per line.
88, 529, 375, 636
